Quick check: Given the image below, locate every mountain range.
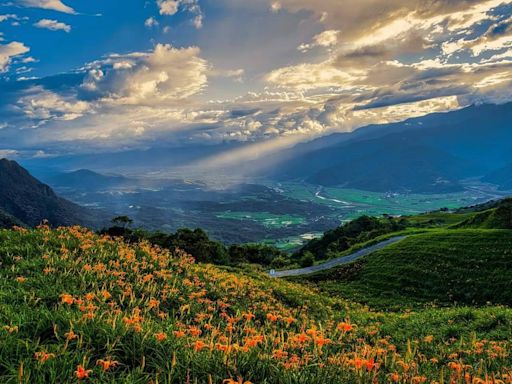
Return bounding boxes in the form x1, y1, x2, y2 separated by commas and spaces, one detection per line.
0, 159, 101, 228
270, 102, 512, 193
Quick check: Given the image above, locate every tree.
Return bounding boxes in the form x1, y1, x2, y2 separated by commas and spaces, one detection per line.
111, 216, 133, 228
299, 251, 315, 268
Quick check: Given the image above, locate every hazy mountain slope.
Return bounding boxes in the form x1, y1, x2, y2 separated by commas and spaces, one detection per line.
0, 207, 23, 228
483, 163, 512, 191
0, 159, 99, 227
271, 103, 512, 192
44, 169, 131, 191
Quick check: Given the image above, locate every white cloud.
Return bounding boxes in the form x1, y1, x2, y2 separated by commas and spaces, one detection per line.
0, 41, 29, 72
34, 19, 71, 32
0, 14, 18, 22
81, 44, 209, 105
298, 29, 340, 52
144, 17, 159, 28
156, 0, 204, 29
157, 0, 180, 15
265, 61, 360, 90
17, 86, 91, 123
0, 149, 18, 158
19, 0, 76, 14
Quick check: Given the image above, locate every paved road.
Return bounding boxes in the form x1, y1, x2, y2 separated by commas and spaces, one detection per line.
269, 236, 407, 278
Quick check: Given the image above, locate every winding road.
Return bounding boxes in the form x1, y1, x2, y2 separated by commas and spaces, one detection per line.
269, 235, 407, 278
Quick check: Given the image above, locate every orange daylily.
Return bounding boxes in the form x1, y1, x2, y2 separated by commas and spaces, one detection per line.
75, 365, 92, 380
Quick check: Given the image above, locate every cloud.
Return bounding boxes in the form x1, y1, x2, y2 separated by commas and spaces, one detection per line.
156, 0, 204, 28
0, 14, 18, 22
144, 17, 159, 28
17, 86, 91, 124
265, 61, 361, 90
19, 0, 76, 14
0, 43, 213, 151
81, 43, 208, 105
34, 19, 71, 32
298, 29, 339, 52
157, 0, 179, 15
0, 41, 30, 72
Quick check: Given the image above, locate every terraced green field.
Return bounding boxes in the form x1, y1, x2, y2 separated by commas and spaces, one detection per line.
215, 211, 306, 228
301, 229, 512, 310
274, 182, 498, 220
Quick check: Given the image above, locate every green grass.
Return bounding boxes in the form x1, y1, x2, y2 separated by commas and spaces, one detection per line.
301, 229, 512, 310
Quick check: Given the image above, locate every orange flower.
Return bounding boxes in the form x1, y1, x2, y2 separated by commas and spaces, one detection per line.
266, 313, 278, 322
423, 335, 434, 343
284, 316, 295, 325
223, 378, 252, 384
193, 340, 208, 352
365, 358, 376, 371
336, 322, 353, 332
96, 359, 119, 372
315, 335, 331, 348
155, 332, 167, 342
352, 357, 364, 370
60, 293, 74, 305
390, 372, 400, 382
148, 298, 160, 309
34, 351, 55, 363
188, 327, 202, 337
16, 276, 26, 283
84, 293, 95, 301
173, 330, 186, 338
75, 365, 92, 380
65, 330, 78, 340
292, 333, 309, 344
242, 312, 255, 321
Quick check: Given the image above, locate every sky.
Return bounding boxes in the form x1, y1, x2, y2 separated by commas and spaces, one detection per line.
0, 0, 512, 166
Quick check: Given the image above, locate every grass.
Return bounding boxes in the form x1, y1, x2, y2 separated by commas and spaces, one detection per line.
1, 225, 511, 383
302, 230, 512, 310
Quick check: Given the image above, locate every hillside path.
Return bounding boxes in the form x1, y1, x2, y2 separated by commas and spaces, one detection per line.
269, 236, 407, 278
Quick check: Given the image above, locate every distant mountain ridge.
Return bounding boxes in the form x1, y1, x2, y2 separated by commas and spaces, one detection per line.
271, 103, 512, 193
0, 158, 99, 228
44, 169, 131, 191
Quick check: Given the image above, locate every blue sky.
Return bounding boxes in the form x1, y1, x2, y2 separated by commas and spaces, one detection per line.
0, 0, 511, 166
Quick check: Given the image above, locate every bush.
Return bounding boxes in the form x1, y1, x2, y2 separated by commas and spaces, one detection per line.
299, 252, 315, 267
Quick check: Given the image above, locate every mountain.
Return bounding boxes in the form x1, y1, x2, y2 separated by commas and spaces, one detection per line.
44, 169, 131, 191
271, 103, 512, 193
0, 158, 99, 228
0, 207, 23, 228
483, 163, 512, 191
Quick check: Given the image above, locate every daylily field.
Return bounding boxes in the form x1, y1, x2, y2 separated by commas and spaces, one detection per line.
0, 225, 510, 383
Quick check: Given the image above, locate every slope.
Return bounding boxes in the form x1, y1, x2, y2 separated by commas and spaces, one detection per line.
271, 103, 512, 193
0, 158, 99, 228
303, 230, 512, 309
0, 226, 511, 383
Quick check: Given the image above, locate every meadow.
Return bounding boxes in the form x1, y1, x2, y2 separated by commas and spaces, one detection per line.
0, 225, 511, 383
300, 230, 512, 310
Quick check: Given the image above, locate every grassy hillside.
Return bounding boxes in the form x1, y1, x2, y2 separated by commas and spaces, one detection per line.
1, 226, 511, 383
455, 199, 512, 229
302, 230, 512, 310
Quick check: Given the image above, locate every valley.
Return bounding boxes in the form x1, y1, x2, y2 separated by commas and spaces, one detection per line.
38, 169, 508, 250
